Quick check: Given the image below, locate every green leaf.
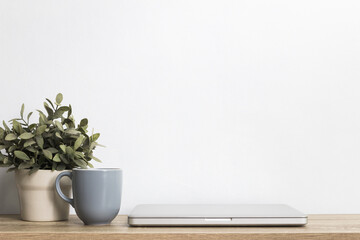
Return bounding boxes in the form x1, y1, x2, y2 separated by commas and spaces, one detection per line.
14, 151, 30, 161
53, 106, 69, 119
29, 165, 40, 174
58, 106, 69, 111
43, 132, 52, 138
74, 151, 85, 159
8, 118, 22, 122
56, 163, 66, 171
18, 162, 32, 169
73, 159, 87, 168
13, 120, 23, 134
80, 118, 88, 127
24, 139, 36, 147
59, 154, 70, 164
0, 127, 5, 138
7, 167, 16, 172
52, 162, 57, 171
44, 102, 54, 117
3, 157, 9, 164
26, 146, 37, 153
36, 125, 47, 135
55, 132, 62, 139
5, 133, 17, 141
56, 93, 63, 105
27, 112, 33, 123
78, 126, 87, 134
65, 146, 74, 156
90, 133, 100, 142
53, 153, 61, 162
59, 145, 66, 153
19, 132, 34, 140
8, 146, 16, 152
53, 109, 65, 119
74, 135, 84, 151
54, 121, 64, 132
3, 121, 10, 132
37, 110, 47, 123
20, 104, 24, 118
47, 147, 58, 153
64, 118, 75, 128
35, 135, 44, 149
0, 145, 5, 150
65, 128, 80, 135
87, 162, 94, 168
45, 98, 55, 110
67, 104, 72, 118
94, 142, 105, 147
42, 149, 52, 160
28, 123, 37, 130
90, 154, 102, 163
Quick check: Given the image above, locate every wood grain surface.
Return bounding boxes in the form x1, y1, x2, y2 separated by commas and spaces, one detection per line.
1, 214, 360, 240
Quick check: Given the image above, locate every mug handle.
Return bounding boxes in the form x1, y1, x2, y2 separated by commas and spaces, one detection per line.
55, 171, 74, 207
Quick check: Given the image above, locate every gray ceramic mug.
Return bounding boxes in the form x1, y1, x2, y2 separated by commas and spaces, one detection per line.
55, 168, 122, 225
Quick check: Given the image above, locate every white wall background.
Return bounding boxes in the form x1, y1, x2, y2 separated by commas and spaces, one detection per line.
1, 0, 360, 215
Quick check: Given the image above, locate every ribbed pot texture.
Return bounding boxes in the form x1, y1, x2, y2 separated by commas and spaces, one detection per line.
15, 169, 72, 221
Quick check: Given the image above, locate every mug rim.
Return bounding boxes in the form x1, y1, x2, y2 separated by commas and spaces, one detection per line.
73, 168, 122, 171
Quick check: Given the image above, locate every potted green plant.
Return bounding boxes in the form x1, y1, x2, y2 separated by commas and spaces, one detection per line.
0, 93, 102, 221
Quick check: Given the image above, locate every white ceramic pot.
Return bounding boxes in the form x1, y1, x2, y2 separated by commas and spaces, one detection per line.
15, 169, 72, 221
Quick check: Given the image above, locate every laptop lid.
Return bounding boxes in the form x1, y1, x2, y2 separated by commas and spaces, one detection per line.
128, 204, 308, 226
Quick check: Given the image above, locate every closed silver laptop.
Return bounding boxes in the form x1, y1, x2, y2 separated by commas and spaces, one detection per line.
128, 204, 307, 226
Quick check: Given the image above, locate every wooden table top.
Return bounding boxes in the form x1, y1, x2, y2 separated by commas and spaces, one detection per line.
1, 214, 360, 240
